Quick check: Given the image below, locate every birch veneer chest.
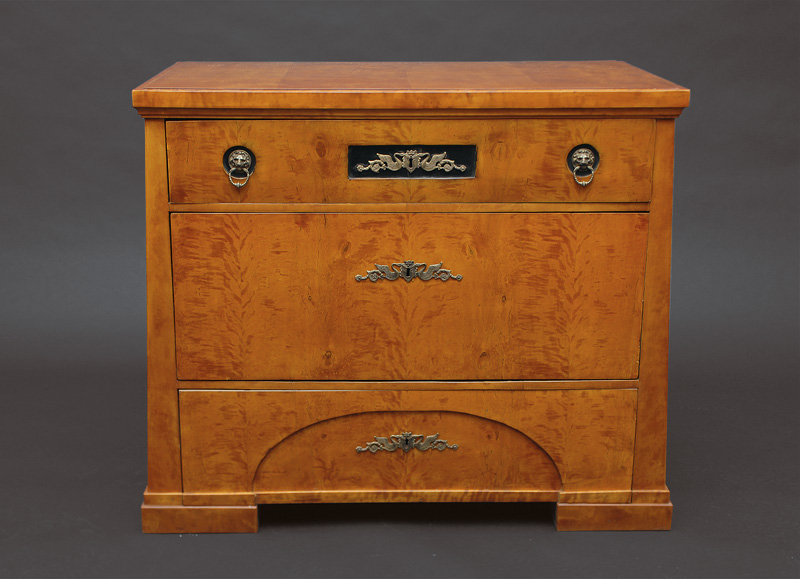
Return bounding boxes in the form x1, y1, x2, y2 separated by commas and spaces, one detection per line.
133, 62, 689, 532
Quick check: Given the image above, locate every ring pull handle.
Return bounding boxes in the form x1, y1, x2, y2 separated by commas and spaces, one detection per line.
573, 164, 595, 187
228, 166, 251, 189
567, 145, 599, 187
223, 146, 256, 189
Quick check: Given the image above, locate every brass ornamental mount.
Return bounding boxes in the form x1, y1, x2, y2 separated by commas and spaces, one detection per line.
355, 149, 467, 174
569, 146, 598, 187
224, 148, 254, 188
355, 260, 463, 283
356, 432, 459, 454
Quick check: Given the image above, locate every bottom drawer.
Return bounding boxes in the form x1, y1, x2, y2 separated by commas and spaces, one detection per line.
179, 389, 637, 503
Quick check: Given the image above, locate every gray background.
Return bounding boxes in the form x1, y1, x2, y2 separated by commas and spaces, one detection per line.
1, 1, 798, 577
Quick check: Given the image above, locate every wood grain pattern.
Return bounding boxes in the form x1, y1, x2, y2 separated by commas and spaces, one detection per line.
556, 502, 672, 531
183, 493, 256, 506
132, 61, 689, 112
254, 411, 562, 494
141, 504, 258, 534
168, 202, 651, 213
137, 107, 687, 120
632, 119, 675, 504
178, 389, 638, 499
178, 379, 636, 391
178, 490, 566, 505
142, 487, 183, 506
171, 212, 649, 381
255, 490, 559, 503
143, 119, 181, 495
166, 118, 655, 204
631, 490, 672, 504
557, 491, 632, 504
179, 489, 564, 505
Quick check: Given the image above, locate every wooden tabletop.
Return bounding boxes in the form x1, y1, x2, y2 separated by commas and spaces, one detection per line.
133, 61, 689, 113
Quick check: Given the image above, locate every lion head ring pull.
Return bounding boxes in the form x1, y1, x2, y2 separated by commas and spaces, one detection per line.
223, 146, 256, 189
567, 144, 599, 187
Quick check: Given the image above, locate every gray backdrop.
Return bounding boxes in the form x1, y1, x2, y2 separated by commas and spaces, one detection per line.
0, 1, 797, 578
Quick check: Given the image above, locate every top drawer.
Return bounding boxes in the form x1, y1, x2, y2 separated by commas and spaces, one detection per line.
166, 119, 655, 204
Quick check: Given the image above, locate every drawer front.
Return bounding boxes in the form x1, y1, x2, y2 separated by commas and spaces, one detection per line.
166, 119, 655, 203
178, 389, 638, 500
171, 212, 648, 381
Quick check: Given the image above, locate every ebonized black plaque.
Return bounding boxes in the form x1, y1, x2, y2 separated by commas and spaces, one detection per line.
348, 145, 476, 179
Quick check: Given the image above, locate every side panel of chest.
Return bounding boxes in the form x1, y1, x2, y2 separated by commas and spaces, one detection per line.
171, 212, 649, 381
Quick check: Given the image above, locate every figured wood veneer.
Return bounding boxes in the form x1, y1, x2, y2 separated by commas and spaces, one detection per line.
133, 61, 689, 113
178, 389, 637, 499
166, 118, 655, 203
171, 212, 649, 381
253, 411, 563, 496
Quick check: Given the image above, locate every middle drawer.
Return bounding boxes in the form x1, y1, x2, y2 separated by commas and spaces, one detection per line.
171, 212, 649, 381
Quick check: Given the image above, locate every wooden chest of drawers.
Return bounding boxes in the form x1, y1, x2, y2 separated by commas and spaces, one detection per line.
133, 62, 689, 532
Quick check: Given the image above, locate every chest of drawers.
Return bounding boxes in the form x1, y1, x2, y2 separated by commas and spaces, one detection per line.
133, 62, 689, 532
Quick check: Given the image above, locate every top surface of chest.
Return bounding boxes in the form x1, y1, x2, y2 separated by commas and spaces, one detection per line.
133, 61, 689, 115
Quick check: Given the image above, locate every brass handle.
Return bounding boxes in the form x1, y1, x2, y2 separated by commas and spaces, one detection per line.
356, 432, 458, 453
224, 147, 255, 189
573, 164, 595, 187
568, 145, 599, 187
355, 260, 463, 283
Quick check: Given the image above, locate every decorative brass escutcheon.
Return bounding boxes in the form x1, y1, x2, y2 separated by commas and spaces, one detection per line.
355, 149, 467, 174
355, 260, 462, 283
356, 432, 458, 453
